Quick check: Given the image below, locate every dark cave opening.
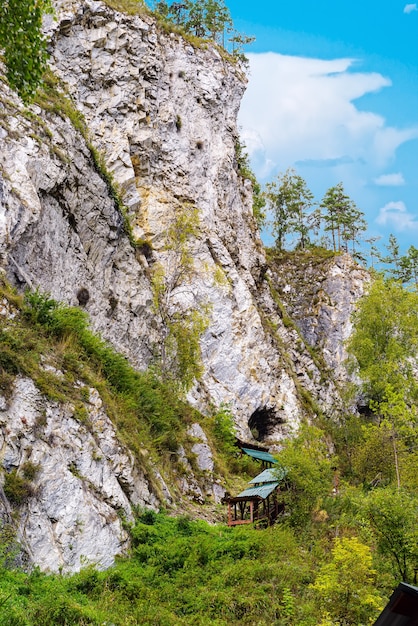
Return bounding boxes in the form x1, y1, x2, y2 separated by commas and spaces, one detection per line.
357, 403, 375, 419
76, 287, 90, 306
248, 407, 282, 442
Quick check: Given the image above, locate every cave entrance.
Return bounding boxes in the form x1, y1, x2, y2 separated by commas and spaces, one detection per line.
357, 403, 374, 420
248, 407, 281, 442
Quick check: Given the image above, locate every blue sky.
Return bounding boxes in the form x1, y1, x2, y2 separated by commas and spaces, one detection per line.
226, 0, 418, 257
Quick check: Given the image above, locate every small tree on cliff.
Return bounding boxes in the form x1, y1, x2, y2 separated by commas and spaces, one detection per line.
266, 169, 317, 251
320, 182, 366, 254
151, 204, 209, 391
154, 0, 232, 43
235, 139, 266, 230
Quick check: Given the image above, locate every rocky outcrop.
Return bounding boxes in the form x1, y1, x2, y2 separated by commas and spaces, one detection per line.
0, 0, 370, 572
269, 252, 369, 383
0, 83, 157, 366
0, 376, 157, 573
1, 0, 313, 442
177, 423, 225, 504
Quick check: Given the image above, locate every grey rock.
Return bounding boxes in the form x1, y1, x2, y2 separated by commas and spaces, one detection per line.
0, 378, 157, 573
189, 423, 214, 473
0, 1, 370, 571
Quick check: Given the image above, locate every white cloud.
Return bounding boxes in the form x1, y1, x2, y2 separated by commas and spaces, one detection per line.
239, 128, 275, 179
376, 201, 418, 231
373, 173, 405, 186
239, 53, 418, 179
404, 3, 417, 13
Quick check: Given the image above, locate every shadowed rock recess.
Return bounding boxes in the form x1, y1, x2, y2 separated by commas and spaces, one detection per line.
0, 0, 369, 571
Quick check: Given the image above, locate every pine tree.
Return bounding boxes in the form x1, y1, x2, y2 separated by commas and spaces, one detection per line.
381, 233, 402, 277
320, 182, 365, 254
399, 245, 418, 288
266, 169, 316, 251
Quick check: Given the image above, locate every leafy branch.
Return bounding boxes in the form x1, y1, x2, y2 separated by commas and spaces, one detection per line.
151, 204, 210, 391
0, 0, 53, 102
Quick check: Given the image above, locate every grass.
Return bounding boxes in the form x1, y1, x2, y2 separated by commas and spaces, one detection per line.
0, 512, 321, 626
0, 283, 200, 484
266, 246, 337, 267
102, 0, 149, 16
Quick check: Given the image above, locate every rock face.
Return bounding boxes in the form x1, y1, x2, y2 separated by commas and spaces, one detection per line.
0, 376, 157, 573
0, 0, 370, 572
270, 252, 370, 383
46, 0, 288, 439
0, 80, 157, 366
1, 0, 309, 442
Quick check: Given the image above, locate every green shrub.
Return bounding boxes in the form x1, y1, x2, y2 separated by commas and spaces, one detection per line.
0, 345, 20, 374
0, 524, 21, 569
72, 404, 90, 427
30, 597, 97, 626
70, 567, 103, 598
21, 461, 40, 481
213, 404, 236, 455
138, 508, 157, 526
3, 470, 34, 505
23, 290, 59, 328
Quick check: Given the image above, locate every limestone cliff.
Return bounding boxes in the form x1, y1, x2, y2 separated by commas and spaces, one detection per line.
0, 0, 369, 572
269, 251, 369, 384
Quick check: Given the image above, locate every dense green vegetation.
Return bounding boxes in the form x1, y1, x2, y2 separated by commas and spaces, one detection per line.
346, 276, 418, 493
2, 271, 418, 624
0, 507, 389, 625
0, 0, 53, 102
0, 511, 355, 625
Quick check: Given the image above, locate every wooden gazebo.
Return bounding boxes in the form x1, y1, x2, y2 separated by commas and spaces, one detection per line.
226, 467, 287, 527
